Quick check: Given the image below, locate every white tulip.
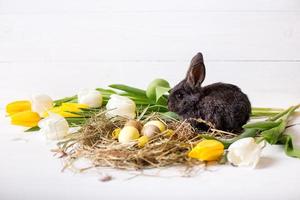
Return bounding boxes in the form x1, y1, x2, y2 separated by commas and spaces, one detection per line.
78, 89, 102, 108
106, 94, 136, 119
31, 94, 53, 115
227, 137, 266, 168
38, 114, 69, 140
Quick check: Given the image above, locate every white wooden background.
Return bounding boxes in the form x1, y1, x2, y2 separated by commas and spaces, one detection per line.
1, 0, 300, 106
1, 1, 300, 200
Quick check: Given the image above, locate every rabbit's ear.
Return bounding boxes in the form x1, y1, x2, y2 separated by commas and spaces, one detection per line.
186, 53, 206, 88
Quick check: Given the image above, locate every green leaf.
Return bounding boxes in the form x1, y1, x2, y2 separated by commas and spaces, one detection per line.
243, 120, 282, 131
109, 84, 147, 97
231, 128, 259, 143
25, 126, 40, 132
137, 105, 150, 120
261, 120, 286, 144
162, 111, 180, 120
252, 107, 284, 111
146, 79, 170, 103
119, 93, 150, 102
251, 107, 284, 117
219, 151, 228, 164
156, 96, 168, 107
201, 128, 258, 149
66, 117, 88, 126
96, 88, 117, 95
80, 108, 101, 112
155, 86, 170, 102
279, 134, 300, 158
268, 105, 299, 121
53, 95, 77, 106
201, 135, 233, 148
261, 105, 299, 144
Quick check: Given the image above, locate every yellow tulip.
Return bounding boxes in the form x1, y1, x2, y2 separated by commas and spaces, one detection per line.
6, 100, 31, 115
61, 103, 88, 111
11, 111, 41, 127
43, 103, 88, 117
188, 140, 224, 161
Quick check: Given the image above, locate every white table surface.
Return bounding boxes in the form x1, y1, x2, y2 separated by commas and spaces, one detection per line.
1, 0, 300, 199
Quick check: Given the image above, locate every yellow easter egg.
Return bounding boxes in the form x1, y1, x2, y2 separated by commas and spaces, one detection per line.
118, 126, 140, 144
144, 120, 166, 132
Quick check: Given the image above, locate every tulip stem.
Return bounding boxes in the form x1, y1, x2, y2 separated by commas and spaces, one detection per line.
53, 95, 77, 106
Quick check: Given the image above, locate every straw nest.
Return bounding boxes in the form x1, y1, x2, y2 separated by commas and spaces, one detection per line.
56, 111, 236, 171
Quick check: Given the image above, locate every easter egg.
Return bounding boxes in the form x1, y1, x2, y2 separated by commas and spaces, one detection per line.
118, 126, 140, 144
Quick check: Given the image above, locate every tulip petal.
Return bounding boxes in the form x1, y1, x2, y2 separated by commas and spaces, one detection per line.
11, 111, 41, 127
106, 94, 136, 119
43, 103, 88, 118
31, 94, 53, 115
6, 100, 31, 115
38, 114, 69, 140
78, 89, 103, 108
227, 137, 265, 168
188, 140, 224, 161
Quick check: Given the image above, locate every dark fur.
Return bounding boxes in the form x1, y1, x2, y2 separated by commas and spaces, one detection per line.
168, 53, 251, 133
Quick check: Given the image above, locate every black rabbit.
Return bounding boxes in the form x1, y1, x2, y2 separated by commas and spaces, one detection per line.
168, 53, 251, 133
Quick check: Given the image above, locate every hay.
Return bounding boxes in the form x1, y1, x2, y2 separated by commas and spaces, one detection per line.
57, 111, 236, 171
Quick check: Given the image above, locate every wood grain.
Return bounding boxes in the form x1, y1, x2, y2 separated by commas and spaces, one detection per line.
0, 1, 300, 61
0, 0, 299, 107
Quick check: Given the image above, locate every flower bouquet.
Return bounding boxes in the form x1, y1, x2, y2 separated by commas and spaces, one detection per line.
5, 79, 300, 174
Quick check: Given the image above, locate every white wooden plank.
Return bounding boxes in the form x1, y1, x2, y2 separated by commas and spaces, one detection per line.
0, 0, 300, 14
0, 12, 300, 61
1, 62, 299, 108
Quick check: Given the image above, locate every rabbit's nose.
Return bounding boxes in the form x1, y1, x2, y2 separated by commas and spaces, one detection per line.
190, 95, 199, 102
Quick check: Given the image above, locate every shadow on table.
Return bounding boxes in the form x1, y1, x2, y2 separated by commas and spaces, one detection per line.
256, 157, 277, 169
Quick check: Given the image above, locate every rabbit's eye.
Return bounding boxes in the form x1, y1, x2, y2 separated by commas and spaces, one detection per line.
175, 93, 183, 99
